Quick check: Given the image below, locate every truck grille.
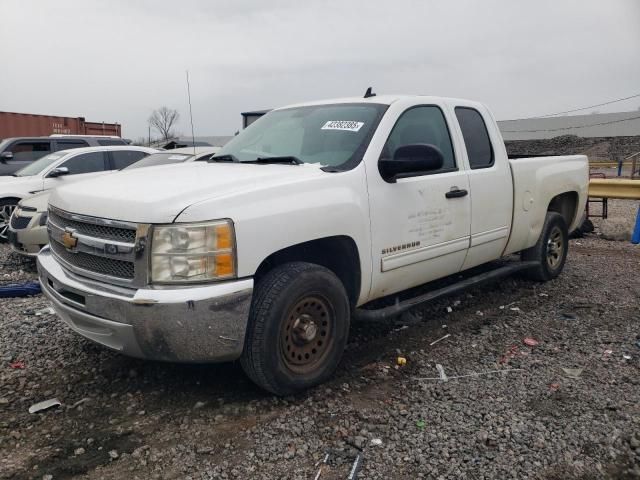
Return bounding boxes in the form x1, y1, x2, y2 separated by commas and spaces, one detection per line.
50, 241, 135, 279
49, 210, 136, 243
10, 214, 31, 230
48, 208, 138, 282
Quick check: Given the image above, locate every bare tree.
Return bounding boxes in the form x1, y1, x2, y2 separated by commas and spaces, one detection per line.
148, 107, 180, 141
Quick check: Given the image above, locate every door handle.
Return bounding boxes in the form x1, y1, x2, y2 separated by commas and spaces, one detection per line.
445, 187, 468, 199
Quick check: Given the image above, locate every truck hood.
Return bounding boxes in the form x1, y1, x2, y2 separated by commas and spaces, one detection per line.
48, 162, 327, 223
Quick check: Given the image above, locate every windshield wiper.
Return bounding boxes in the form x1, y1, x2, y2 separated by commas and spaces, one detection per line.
207, 154, 303, 165
253, 156, 303, 165
207, 154, 240, 163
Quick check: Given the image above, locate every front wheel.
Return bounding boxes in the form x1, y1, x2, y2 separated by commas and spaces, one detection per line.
521, 211, 569, 281
240, 262, 350, 396
0, 198, 19, 243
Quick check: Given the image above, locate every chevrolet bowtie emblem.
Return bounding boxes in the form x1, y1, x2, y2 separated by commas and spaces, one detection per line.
62, 229, 78, 250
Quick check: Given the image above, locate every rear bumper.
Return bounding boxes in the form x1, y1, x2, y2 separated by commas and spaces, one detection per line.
37, 246, 253, 362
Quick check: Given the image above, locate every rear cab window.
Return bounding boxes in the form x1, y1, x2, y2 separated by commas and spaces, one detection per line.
454, 107, 494, 169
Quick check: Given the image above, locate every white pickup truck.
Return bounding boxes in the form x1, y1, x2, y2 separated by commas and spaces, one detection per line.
37, 94, 588, 395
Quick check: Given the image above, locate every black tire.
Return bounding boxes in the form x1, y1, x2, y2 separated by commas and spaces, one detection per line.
240, 262, 350, 396
521, 211, 569, 281
0, 198, 20, 243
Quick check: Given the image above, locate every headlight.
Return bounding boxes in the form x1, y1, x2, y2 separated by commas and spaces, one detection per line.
150, 220, 236, 283
39, 212, 48, 226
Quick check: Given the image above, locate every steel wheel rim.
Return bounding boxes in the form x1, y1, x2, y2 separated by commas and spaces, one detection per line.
0, 204, 17, 241
280, 295, 334, 374
546, 226, 564, 269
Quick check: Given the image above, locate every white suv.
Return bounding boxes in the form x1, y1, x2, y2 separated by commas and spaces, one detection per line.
0, 145, 157, 241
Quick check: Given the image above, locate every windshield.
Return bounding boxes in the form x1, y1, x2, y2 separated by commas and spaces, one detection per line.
124, 152, 194, 169
214, 103, 387, 168
14, 152, 66, 177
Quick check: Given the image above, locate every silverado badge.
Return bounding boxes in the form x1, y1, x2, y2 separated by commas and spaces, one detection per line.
62, 228, 78, 250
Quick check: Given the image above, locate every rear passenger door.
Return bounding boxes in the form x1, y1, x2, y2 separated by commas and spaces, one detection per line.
43, 151, 111, 190
454, 106, 513, 270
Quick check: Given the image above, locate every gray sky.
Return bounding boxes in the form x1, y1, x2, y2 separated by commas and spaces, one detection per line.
2, 0, 639, 140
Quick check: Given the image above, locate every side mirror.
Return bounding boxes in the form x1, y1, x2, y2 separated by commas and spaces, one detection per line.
47, 166, 70, 178
0, 151, 13, 163
379, 143, 444, 182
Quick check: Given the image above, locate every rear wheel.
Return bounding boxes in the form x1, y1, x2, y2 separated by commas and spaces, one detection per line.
0, 198, 19, 243
521, 212, 568, 281
240, 262, 350, 396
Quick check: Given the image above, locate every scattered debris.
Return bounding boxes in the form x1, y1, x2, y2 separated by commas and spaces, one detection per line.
29, 398, 61, 414
70, 397, 90, 409
549, 383, 560, 392
370, 438, 383, 446
452, 300, 461, 307
476, 310, 484, 316
499, 345, 519, 364
347, 452, 363, 480
9, 361, 25, 369
35, 306, 55, 316
74, 447, 86, 456
429, 333, 451, 346
446, 306, 453, 313
510, 307, 521, 312
562, 368, 584, 379
194, 401, 207, 409
623, 354, 632, 360
396, 357, 407, 367
0, 282, 41, 298
108, 449, 119, 460
603, 349, 613, 357
523, 337, 539, 347
538, 293, 549, 297
415, 368, 524, 381
313, 453, 330, 480
416, 419, 426, 430
560, 312, 577, 320
436, 364, 448, 382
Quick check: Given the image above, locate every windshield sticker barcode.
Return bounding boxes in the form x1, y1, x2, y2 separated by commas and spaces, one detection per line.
321, 121, 364, 132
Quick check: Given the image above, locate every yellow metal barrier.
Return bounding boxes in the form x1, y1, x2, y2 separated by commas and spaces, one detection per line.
589, 179, 640, 199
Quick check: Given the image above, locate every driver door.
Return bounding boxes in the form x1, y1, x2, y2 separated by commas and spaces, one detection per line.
366, 105, 471, 299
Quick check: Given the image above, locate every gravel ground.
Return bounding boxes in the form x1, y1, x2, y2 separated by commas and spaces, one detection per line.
1, 200, 639, 480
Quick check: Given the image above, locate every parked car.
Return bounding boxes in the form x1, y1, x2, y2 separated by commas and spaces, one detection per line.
0, 145, 157, 241
7, 146, 219, 255
37, 94, 588, 395
0, 135, 128, 176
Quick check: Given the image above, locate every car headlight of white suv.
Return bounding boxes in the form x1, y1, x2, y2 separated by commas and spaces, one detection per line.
150, 220, 236, 283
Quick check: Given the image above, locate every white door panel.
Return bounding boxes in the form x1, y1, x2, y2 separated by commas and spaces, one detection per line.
368, 169, 471, 298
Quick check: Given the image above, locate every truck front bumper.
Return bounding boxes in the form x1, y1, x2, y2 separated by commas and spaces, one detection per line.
37, 247, 253, 362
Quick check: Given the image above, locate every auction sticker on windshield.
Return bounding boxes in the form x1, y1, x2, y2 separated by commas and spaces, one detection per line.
321, 120, 364, 132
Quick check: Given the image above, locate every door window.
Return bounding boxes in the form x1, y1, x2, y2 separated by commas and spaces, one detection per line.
9, 141, 51, 161
110, 150, 149, 169
455, 107, 494, 169
60, 152, 108, 175
382, 106, 456, 172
